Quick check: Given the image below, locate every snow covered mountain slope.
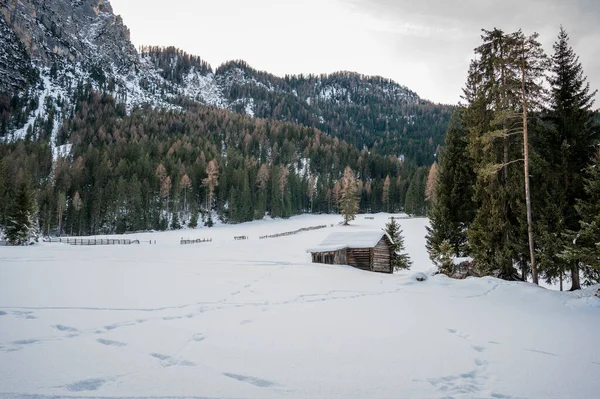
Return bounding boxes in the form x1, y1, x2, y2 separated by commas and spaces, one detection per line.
1, 0, 450, 163
0, 214, 598, 399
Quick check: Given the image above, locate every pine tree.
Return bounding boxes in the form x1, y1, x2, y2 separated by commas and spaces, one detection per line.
464, 28, 546, 281
170, 211, 181, 230
255, 164, 269, 218
339, 166, 359, 225
72, 191, 83, 236
384, 217, 412, 270
382, 175, 391, 212
540, 27, 599, 290
426, 112, 476, 259
188, 203, 199, 228
5, 181, 37, 245
56, 191, 66, 236
561, 149, 600, 285
431, 240, 454, 275
516, 30, 548, 285
404, 166, 427, 216
202, 159, 219, 213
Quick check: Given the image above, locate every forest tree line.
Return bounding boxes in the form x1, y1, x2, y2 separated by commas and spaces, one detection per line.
0, 84, 434, 241
427, 27, 600, 290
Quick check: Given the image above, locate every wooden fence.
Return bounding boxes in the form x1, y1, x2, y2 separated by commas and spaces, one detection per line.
180, 238, 212, 245
259, 225, 327, 240
48, 237, 140, 245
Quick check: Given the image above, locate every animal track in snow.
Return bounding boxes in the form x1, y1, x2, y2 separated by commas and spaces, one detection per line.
12, 310, 36, 319
524, 348, 559, 357
446, 328, 470, 339
102, 321, 136, 331
65, 378, 107, 392
96, 338, 127, 347
53, 324, 78, 332
223, 372, 277, 387
474, 358, 488, 366
192, 333, 206, 342
427, 367, 487, 396
472, 345, 486, 353
12, 339, 39, 345
150, 353, 195, 367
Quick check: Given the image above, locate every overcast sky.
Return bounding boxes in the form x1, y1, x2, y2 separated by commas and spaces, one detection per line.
110, 0, 600, 106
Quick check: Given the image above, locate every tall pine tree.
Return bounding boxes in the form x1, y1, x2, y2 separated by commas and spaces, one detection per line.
465, 29, 546, 281
539, 27, 599, 290
561, 149, 600, 285
426, 111, 476, 258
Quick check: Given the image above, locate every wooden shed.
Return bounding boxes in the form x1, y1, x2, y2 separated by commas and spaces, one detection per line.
307, 231, 394, 273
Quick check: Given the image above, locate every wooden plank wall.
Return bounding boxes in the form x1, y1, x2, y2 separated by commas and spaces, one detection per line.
346, 248, 372, 271
372, 237, 392, 273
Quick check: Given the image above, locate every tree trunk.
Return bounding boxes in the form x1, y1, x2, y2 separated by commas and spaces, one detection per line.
559, 272, 563, 292
570, 262, 581, 291
521, 43, 538, 285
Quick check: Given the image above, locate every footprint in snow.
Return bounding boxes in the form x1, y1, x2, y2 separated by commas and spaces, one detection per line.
474, 358, 488, 366
223, 372, 277, 388
12, 339, 39, 345
192, 333, 206, 342
427, 367, 486, 396
13, 310, 36, 319
96, 338, 127, 347
471, 345, 486, 353
240, 319, 252, 325
490, 393, 517, 398
65, 378, 107, 392
446, 328, 470, 339
150, 353, 195, 367
0, 311, 7, 316
54, 324, 78, 333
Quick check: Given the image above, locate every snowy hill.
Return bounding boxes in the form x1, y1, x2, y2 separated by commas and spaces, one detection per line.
1, 214, 598, 399
0, 0, 451, 163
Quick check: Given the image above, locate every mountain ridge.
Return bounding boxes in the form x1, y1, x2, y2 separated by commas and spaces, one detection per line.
1, 0, 451, 164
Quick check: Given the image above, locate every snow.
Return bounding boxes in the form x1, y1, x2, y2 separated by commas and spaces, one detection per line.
306, 230, 388, 252
453, 256, 474, 265
52, 143, 72, 160
0, 214, 599, 399
244, 98, 255, 117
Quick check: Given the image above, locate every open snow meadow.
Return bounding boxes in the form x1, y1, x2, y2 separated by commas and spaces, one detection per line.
1, 214, 599, 399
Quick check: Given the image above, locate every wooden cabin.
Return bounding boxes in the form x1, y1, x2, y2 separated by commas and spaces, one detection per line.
307, 231, 394, 273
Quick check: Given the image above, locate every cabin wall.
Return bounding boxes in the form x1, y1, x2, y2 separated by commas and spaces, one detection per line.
346, 248, 371, 271
311, 237, 392, 274
311, 250, 346, 265
372, 237, 392, 273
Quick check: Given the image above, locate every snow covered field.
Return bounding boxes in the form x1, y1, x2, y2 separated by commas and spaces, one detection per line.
1, 214, 599, 399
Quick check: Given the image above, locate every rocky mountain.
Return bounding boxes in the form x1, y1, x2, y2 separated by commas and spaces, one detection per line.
0, 0, 452, 164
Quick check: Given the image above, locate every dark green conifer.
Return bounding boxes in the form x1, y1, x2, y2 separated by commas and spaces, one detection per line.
539, 27, 599, 290
5, 181, 37, 245
384, 217, 412, 270
426, 112, 476, 259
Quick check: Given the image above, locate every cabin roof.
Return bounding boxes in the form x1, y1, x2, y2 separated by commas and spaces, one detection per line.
306, 231, 390, 253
